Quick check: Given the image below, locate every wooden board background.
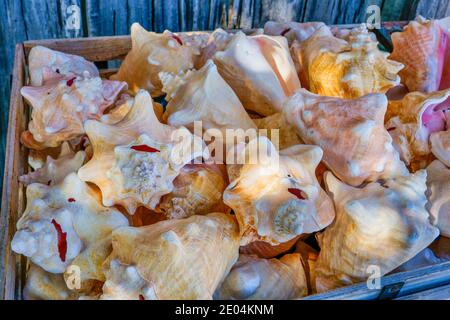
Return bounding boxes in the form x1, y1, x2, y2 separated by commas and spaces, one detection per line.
1, 0, 450, 197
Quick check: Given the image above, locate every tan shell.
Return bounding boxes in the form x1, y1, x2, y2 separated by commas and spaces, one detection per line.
78, 90, 206, 214
21, 74, 127, 149
284, 89, 408, 186
214, 31, 301, 116
292, 24, 403, 98
101, 213, 240, 300
214, 253, 308, 300
223, 137, 335, 246
264, 21, 326, 45
111, 23, 198, 97
315, 171, 439, 293
239, 236, 300, 259
426, 160, 450, 237
157, 163, 229, 219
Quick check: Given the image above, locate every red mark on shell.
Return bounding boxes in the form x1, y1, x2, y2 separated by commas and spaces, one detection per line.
139, 295, 145, 300
281, 28, 291, 36
51, 219, 67, 262
387, 127, 396, 132
131, 145, 160, 153
68, 198, 76, 203
66, 77, 77, 87
172, 35, 183, 46
288, 188, 306, 200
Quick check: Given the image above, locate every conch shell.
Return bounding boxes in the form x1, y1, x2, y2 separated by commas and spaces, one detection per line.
11, 173, 129, 276
21, 74, 127, 149
385, 90, 450, 169
292, 24, 403, 98
431, 129, 450, 167
28, 46, 99, 86
157, 163, 229, 219
264, 21, 326, 45
19, 142, 85, 186
78, 90, 206, 214
239, 236, 299, 259
111, 23, 198, 97
101, 213, 240, 300
426, 160, 450, 237
213, 32, 301, 116
390, 16, 450, 92
284, 89, 408, 186
214, 254, 308, 300
223, 137, 335, 246
315, 171, 439, 293
196, 29, 233, 69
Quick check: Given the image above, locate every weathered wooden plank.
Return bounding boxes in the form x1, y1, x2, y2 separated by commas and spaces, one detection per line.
0, 77, 10, 199
396, 284, 450, 300
414, 0, 450, 19
259, 0, 306, 26
127, 0, 152, 31
381, 0, 411, 21
21, 0, 63, 40
84, 0, 128, 37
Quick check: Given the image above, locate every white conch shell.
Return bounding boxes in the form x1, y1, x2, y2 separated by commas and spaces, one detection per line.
292, 24, 403, 98
431, 130, 450, 167
21, 74, 127, 149
223, 136, 335, 246
214, 31, 301, 116
264, 21, 326, 45
78, 90, 206, 214
386, 89, 450, 169
157, 163, 229, 219
101, 213, 240, 300
315, 171, 440, 293
253, 113, 304, 150
11, 173, 128, 274
284, 89, 408, 186
111, 23, 198, 97
214, 253, 308, 300
390, 16, 450, 92
19, 142, 85, 186
196, 29, 233, 68
160, 60, 256, 133
426, 160, 450, 237
28, 46, 99, 86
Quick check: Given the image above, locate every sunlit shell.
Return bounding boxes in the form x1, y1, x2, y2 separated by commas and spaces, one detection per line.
293, 24, 403, 98
426, 160, 450, 237
21, 74, 127, 149
157, 163, 229, 219
100, 213, 240, 300
264, 21, 326, 45
223, 137, 335, 246
214, 31, 301, 116
28, 46, 99, 86
315, 171, 439, 293
284, 89, 408, 186
214, 253, 308, 300
390, 16, 450, 92
11, 173, 129, 278
385, 90, 450, 169
78, 90, 206, 214
111, 23, 198, 97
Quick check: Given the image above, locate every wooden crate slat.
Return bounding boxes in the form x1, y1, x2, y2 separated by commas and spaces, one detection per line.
396, 283, 450, 300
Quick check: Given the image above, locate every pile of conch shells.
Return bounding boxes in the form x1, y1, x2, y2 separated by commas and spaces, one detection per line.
13, 18, 449, 300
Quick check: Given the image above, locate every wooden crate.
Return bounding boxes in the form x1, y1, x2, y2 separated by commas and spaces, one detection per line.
1, 23, 449, 300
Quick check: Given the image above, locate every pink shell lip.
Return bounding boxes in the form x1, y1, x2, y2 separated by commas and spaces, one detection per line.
422, 96, 450, 134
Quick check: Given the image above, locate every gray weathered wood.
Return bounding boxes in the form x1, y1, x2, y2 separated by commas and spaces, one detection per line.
396, 283, 450, 300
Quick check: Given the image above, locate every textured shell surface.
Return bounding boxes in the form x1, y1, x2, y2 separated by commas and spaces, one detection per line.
431, 130, 450, 167
390, 16, 450, 93
263, 21, 326, 45
196, 29, 234, 69
223, 136, 335, 246
214, 253, 308, 300
21, 74, 127, 149
11, 173, 128, 276
78, 90, 206, 214
28, 46, 99, 87
213, 31, 301, 116
101, 213, 240, 300
315, 171, 440, 293
284, 89, 409, 186
426, 160, 450, 237
111, 23, 198, 97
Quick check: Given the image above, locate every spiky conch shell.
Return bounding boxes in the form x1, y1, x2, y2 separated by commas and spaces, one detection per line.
100, 213, 240, 300
284, 89, 409, 186
223, 136, 335, 247
11, 173, 129, 294
213, 253, 308, 300
291, 24, 403, 98
156, 163, 229, 219
426, 160, 450, 237
78, 90, 207, 214
28, 46, 99, 86
213, 31, 301, 116
315, 171, 439, 293
21, 74, 127, 149
110, 23, 198, 97
263, 21, 326, 45
390, 16, 450, 93
385, 89, 450, 170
